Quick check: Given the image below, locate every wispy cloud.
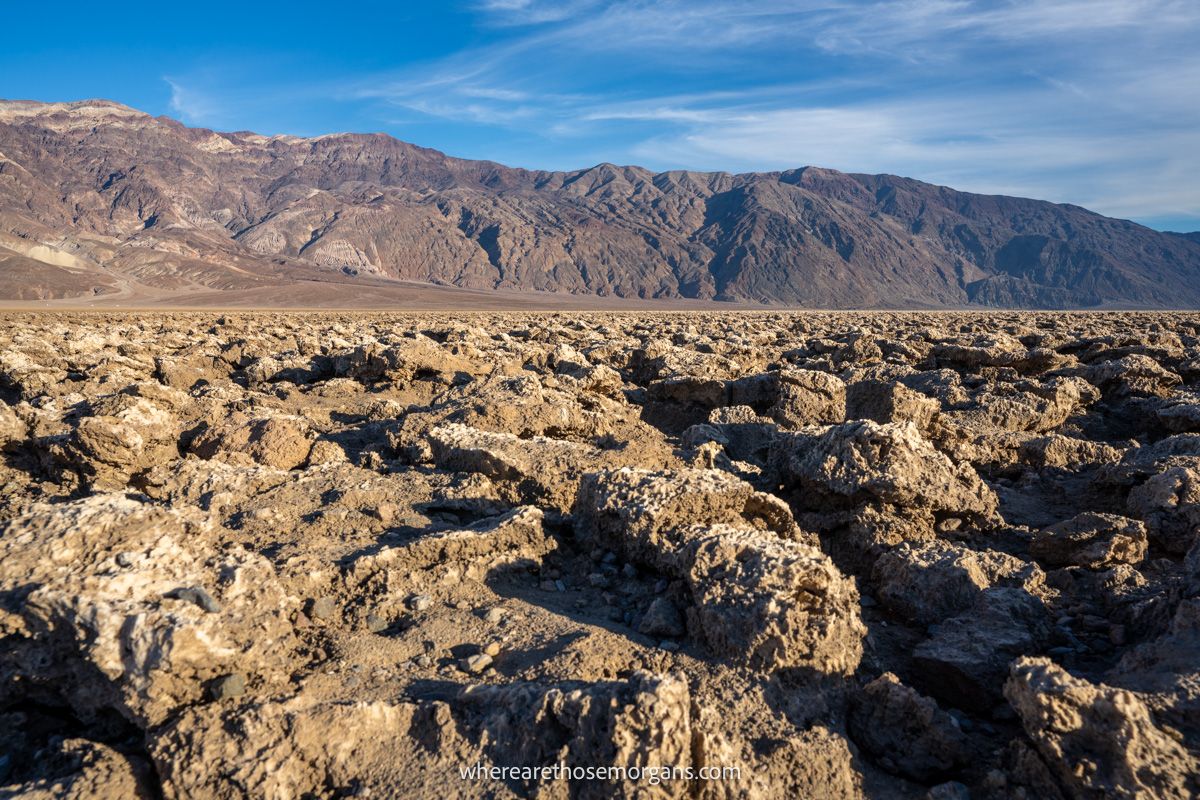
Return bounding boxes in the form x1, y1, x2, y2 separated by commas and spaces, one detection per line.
620, 96, 1200, 219
807, 0, 1197, 55
164, 78, 222, 126
474, 0, 602, 26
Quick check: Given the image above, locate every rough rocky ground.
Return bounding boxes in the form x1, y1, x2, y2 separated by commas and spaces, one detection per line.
1, 310, 1198, 799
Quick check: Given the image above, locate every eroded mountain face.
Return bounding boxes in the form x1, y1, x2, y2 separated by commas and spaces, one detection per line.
1, 311, 1198, 798
3, 99, 1200, 308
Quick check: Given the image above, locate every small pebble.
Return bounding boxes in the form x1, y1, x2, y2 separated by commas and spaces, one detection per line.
365, 613, 388, 633
409, 594, 432, 612
210, 673, 246, 701
936, 518, 963, 533
484, 607, 506, 624
659, 640, 680, 652
483, 642, 501, 657
307, 597, 336, 620
622, 563, 638, 578
639, 597, 685, 638
165, 586, 221, 614
926, 781, 971, 800
371, 502, 398, 524
462, 653, 493, 674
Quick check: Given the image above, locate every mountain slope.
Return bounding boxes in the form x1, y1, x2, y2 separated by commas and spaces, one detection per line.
1, 98, 1198, 308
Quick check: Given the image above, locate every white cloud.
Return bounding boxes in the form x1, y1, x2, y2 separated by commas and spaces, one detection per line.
164, 78, 222, 126
475, 0, 600, 25
476, 1, 1200, 56
458, 86, 530, 101
807, 0, 1196, 55
617, 88, 1200, 220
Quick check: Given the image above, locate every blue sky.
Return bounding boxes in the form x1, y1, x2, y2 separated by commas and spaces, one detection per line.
3, 1, 1199, 231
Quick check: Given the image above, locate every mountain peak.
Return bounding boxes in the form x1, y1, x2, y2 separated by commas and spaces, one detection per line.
0, 97, 147, 117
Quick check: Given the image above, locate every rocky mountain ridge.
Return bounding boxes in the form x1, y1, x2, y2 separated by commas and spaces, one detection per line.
1, 98, 1198, 308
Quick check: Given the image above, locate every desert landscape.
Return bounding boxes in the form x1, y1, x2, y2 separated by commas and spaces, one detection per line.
3, 3, 1200, 797
2, 99, 1199, 312
1, 309, 1198, 798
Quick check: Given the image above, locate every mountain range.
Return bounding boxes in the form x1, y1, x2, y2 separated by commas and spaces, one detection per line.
1, 98, 1197, 308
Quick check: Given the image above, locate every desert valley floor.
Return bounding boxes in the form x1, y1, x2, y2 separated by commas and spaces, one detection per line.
1, 311, 1198, 799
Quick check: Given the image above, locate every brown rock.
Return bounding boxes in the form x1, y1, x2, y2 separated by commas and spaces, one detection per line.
846, 379, 938, 430
873, 541, 1044, 626
1006, 657, 1200, 799
848, 673, 970, 782
773, 420, 998, 516
575, 469, 864, 673
1031, 513, 1148, 569
191, 413, 314, 470
0, 494, 297, 727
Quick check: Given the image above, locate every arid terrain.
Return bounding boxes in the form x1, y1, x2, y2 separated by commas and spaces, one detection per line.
1, 310, 1199, 799
3, 99, 1200, 310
